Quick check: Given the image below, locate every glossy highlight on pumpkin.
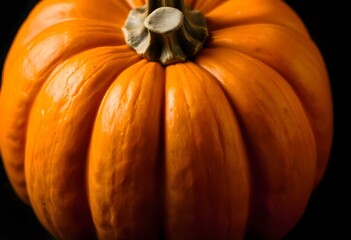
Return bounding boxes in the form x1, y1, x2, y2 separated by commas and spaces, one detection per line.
0, 0, 333, 239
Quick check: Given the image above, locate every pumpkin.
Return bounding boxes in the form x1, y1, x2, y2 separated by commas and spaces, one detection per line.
0, 0, 333, 239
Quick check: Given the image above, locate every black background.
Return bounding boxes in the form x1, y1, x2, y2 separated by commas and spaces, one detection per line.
0, 0, 348, 239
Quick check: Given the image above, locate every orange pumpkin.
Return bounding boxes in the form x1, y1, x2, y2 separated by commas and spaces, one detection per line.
0, 0, 333, 239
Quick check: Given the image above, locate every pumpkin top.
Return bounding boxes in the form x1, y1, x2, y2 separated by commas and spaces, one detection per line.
122, 0, 208, 65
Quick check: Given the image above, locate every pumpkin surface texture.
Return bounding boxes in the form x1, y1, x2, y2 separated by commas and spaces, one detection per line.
0, 0, 333, 239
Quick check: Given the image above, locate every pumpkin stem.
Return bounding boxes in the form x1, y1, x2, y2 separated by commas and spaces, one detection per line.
122, 0, 208, 65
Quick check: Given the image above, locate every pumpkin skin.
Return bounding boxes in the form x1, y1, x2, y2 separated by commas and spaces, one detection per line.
0, 0, 333, 239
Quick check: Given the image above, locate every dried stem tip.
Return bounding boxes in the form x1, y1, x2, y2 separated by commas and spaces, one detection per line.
122, 0, 208, 65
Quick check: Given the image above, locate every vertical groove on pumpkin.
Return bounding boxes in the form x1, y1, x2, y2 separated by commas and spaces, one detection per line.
186, 63, 232, 238
87, 60, 165, 239
197, 58, 259, 237
80, 50, 143, 240
196, 48, 317, 238
0, 20, 128, 204
194, 59, 254, 236
157, 64, 167, 240
163, 62, 250, 239
25, 47, 141, 240
209, 24, 332, 187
